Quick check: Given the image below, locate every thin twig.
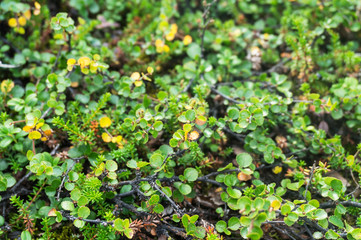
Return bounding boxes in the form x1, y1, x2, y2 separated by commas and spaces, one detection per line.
152, 182, 183, 215
56, 157, 84, 201
51, 45, 63, 73
304, 162, 315, 201
10, 171, 33, 193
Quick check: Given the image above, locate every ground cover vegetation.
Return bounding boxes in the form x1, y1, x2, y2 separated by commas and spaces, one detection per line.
1, 0, 361, 239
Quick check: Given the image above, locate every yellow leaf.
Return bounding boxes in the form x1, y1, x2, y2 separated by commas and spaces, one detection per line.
156, 46, 164, 53
67, 58, 76, 65
102, 132, 112, 142
23, 125, 33, 132
155, 39, 164, 48
114, 135, 123, 143
271, 200, 281, 210
17, 27, 25, 35
134, 80, 143, 87
36, 122, 44, 129
35, 1, 41, 9
170, 23, 178, 34
78, 57, 91, 69
147, 66, 154, 75
163, 45, 170, 53
8, 18, 17, 28
183, 35, 192, 45
43, 129, 52, 136
99, 116, 112, 128
1, 80, 14, 93
29, 131, 41, 140
41, 137, 48, 141
272, 166, 282, 174
23, 10, 31, 20
18, 16, 26, 26
166, 32, 175, 41
130, 72, 140, 81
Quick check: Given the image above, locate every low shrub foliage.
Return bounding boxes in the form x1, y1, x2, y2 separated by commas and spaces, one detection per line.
1, 0, 361, 239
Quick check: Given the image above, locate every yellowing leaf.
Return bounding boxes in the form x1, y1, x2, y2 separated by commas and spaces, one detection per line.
18, 16, 26, 26
8, 18, 17, 28
48, 208, 57, 217
188, 131, 200, 141
99, 117, 112, 128
271, 200, 281, 210
93, 54, 100, 61
43, 129, 52, 136
34, 8, 40, 15
170, 23, 178, 34
114, 135, 123, 143
23, 10, 31, 20
41, 137, 48, 141
36, 122, 44, 129
35, 1, 41, 9
183, 35, 192, 45
29, 131, 41, 140
67, 58, 76, 65
155, 39, 164, 48
147, 66, 154, 75
23, 125, 33, 132
102, 132, 112, 142
134, 80, 143, 87
78, 57, 91, 69
238, 172, 252, 181
163, 45, 170, 53
130, 72, 140, 81
156, 46, 164, 53
1, 80, 14, 93
166, 32, 175, 41
272, 166, 282, 174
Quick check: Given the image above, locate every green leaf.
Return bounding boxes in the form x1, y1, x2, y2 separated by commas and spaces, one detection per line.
153, 204, 164, 214
216, 220, 227, 233
153, 121, 163, 131
179, 183, 191, 195
313, 209, 327, 220
284, 212, 298, 226
126, 160, 137, 169
0, 138, 12, 148
61, 201, 74, 211
228, 217, 241, 231
21, 230, 32, 240
325, 229, 339, 239
236, 153, 253, 168
330, 179, 343, 193
224, 175, 238, 187
78, 206, 90, 218
187, 43, 201, 59
150, 153, 163, 168
184, 168, 198, 182
105, 160, 118, 172
185, 110, 196, 121
329, 215, 344, 229
149, 195, 160, 205
351, 229, 361, 239
228, 108, 240, 120
74, 219, 85, 228
227, 187, 242, 198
